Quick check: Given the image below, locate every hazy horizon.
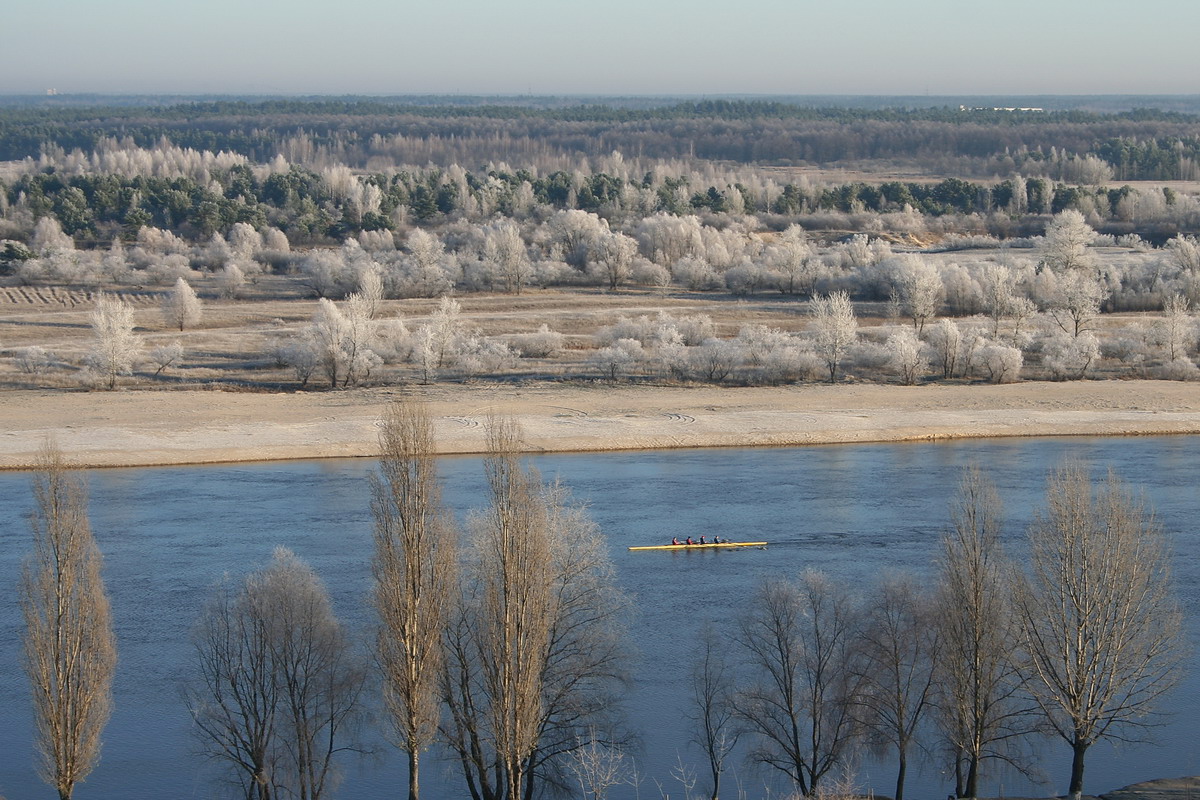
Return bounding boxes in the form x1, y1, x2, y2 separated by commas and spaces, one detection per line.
3, 0, 1196, 96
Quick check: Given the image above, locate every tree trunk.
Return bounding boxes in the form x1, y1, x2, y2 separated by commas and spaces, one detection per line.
408, 749, 419, 800
895, 751, 907, 800
964, 753, 979, 799
1068, 738, 1088, 800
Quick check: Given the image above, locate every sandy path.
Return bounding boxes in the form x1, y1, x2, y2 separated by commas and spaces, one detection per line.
1, 380, 1199, 469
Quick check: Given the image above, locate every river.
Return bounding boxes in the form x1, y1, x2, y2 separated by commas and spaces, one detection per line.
1, 436, 1198, 799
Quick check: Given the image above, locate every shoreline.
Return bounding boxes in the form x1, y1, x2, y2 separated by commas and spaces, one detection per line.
2, 380, 1199, 470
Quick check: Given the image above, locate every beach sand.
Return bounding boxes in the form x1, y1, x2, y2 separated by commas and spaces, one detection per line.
2, 380, 1199, 469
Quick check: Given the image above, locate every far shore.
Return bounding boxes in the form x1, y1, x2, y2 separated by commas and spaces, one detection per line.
2, 380, 1199, 470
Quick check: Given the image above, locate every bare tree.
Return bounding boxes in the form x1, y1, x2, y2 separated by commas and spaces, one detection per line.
1014, 464, 1185, 800
688, 625, 741, 800
735, 571, 859, 797
810, 291, 857, 383
21, 441, 117, 800
371, 401, 458, 800
161, 277, 203, 331
186, 548, 365, 800
85, 293, 141, 389
935, 467, 1032, 799
850, 574, 940, 800
441, 417, 629, 800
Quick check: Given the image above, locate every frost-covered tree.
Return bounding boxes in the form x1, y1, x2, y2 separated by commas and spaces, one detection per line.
85, 294, 140, 389
161, 278, 202, 331
1043, 270, 1108, 338
147, 341, 184, 377
591, 232, 638, 290
589, 338, 643, 380
926, 319, 963, 379
885, 327, 927, 385
358, 267, 385, 319
227, 222, 263, 259
31, 216, 75, 254
768, 225, 823, 296
217, 262, 246, 299
305, 296, 381, 388
810, 291, 857, 383
893, 256, 944, 335
482, 220, 532, 295
1151, 293, 1197, 363
1041, 210, 1096, 273
546, 209, 608, 269
1042, 330, 1101, 380
977, 343, 1023, 383
399, 230, 453, 298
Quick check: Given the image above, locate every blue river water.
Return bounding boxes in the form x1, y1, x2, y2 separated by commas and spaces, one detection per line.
1, 436, 1199, 799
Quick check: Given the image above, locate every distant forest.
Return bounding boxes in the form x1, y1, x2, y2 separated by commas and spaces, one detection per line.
3, 98, 1200, 250
1, 99, 1199, 180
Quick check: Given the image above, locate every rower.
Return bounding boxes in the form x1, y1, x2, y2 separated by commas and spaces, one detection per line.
672, 537, 680, 545
699, 536, 707, 544
685, 537, 694, 545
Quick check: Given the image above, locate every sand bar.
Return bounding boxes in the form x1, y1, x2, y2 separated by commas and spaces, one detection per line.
2, 380, 1199, 470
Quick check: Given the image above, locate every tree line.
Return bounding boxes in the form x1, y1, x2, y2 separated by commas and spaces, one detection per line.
1, 100, 1198, 180
4, 153, 1198, 248
17, 410, 1186, 800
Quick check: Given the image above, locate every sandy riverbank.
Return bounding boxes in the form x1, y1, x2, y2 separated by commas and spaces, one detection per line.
2, 380, 1199, 470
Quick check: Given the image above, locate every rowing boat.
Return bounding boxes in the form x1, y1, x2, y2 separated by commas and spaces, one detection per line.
628, 541, 767, 551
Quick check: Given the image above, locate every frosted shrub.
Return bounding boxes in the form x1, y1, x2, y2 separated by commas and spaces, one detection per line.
16, 258, 47, 284
279, 337, 319, 388
724, 261, 770, 295
589, 338, 644, 380
147, 255, 196, 286
736, 324, 792, 367
372, 318, 413, 364
671, 313, 715, 346
301, 251, 357, 299
15, 345, 53, 375
455, 336, 517, 377
978, 343, 1023, 383
1042, 330, 1101, 380
218, 263, 246, 299
530, 259, 572, 288
885, 327, 927, 385
689, 338, 743, 382
630, 259, 670, 289
510, 325, 565, 358
1160, 357, 1200, 381
596, 316, 657, 347
670, 256, 721, 291
848, 340, 891, 378
147, 341, 184, 376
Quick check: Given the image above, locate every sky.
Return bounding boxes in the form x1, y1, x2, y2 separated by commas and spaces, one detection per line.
2, 0, 1197, 96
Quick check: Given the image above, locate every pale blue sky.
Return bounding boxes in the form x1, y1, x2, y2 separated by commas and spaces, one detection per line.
2, 0, 1196, 95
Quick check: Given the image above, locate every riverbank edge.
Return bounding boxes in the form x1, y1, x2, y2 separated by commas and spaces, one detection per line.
2, 380, 1199, 470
